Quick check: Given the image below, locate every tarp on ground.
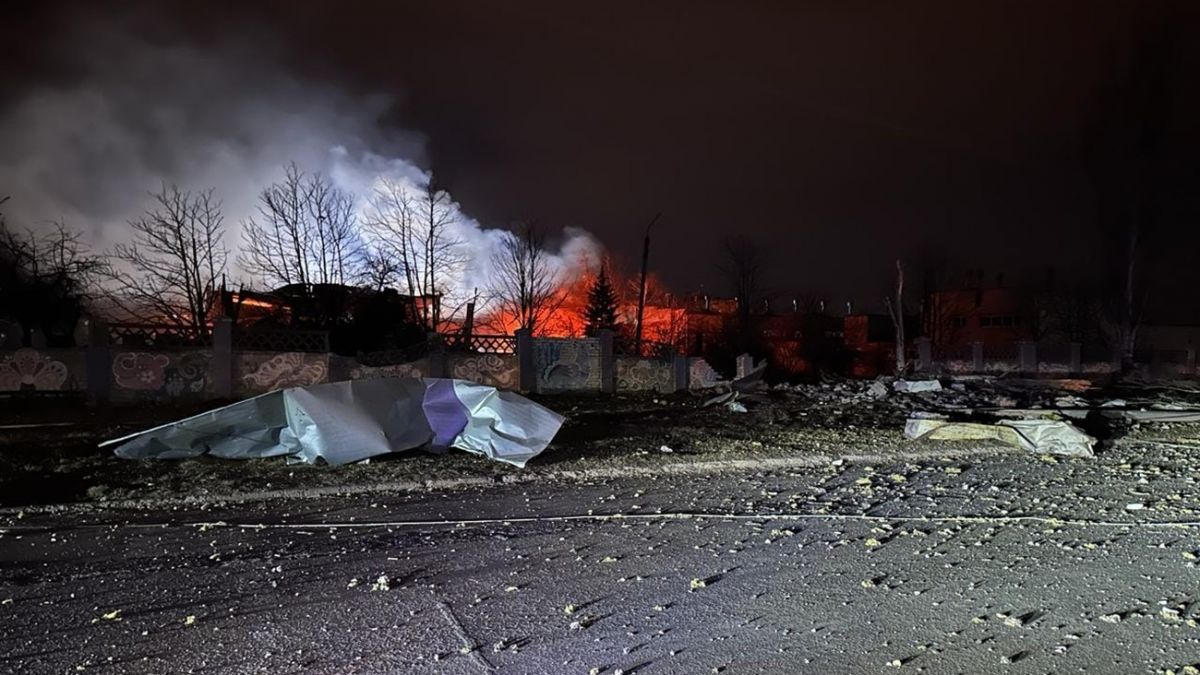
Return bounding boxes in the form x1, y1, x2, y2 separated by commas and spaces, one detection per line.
101, 378, 566, 468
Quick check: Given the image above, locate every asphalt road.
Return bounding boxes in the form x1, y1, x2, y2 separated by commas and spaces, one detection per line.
4, 435, 1200, 674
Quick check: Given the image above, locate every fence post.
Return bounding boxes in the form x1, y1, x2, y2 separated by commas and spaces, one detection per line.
598, 329, 616, 394
1069, 342, 1082, 376
1018, 340, 1037, 375
86, 319, 110, 406
212, 318, 233, 398
971, 341, 984, 373
673, 355, 689, 393
736, 353, 753, 379
915, 338, 932, 372
427, 332, 446, 378
516, 329, 535, 393
1187, 347, 1196, 375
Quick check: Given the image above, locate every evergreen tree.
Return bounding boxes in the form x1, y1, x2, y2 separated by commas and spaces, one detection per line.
584, 264, 618, 336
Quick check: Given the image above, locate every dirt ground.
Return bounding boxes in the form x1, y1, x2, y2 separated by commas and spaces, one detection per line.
1, 376, 1196, 508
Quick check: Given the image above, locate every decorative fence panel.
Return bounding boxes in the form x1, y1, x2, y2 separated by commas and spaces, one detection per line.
330, 354, 428, 381
534, 337, 602, 392
108, 324, 209, 349
237, 352, 330, 395
616, 356, 674, 392
110, 349, 213, 402
235, 328, 329, 353
444, 333, 517, 355
448, 353, 519, 389
981, 342, 1020, 373
0, 348, 86, 393
18, 321, 700, 405
1037, 343, 1072, 374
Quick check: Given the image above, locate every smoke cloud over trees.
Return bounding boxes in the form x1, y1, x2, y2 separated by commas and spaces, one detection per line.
0, 10, 600, 326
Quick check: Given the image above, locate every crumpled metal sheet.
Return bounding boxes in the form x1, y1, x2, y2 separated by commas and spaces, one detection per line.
904, 417, 1095, 457
101, 378, 565, 467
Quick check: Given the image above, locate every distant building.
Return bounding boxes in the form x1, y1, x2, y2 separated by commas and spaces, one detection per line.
683, 294, 845, 375
925, 287, 1036, 347
843, 313, 917, 377
683, 295, 736, 354
212, 283, 432, 329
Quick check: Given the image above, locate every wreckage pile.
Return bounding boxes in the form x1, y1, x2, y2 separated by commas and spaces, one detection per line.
700, 362, 1200, 458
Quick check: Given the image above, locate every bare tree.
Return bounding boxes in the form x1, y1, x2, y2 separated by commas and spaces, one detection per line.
106, 185, 227, 334
489, 223, 563, 334
0, 199, 105, 345
1083, 11, 1176, 371
718, 235, 766, 321
363, 177, 467, 330
884, 259, 907, 373
240, 163, 361, 291
360, 250, 400, 292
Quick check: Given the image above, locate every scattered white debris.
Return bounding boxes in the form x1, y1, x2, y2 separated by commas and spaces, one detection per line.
91, 609, 122, 624
894, 380, 942, 393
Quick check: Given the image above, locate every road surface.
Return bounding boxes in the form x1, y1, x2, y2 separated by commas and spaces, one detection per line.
4, 436, 1200, 674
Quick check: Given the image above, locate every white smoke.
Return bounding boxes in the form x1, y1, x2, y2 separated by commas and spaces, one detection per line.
0, 14, 601, 306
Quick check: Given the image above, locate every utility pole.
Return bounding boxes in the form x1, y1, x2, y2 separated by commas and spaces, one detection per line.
634, 212, 661, 355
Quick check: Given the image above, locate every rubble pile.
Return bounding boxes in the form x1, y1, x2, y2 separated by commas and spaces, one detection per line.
700, 368, 1200, 457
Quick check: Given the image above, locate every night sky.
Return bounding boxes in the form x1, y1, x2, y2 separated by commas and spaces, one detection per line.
4, 0, 1199, 314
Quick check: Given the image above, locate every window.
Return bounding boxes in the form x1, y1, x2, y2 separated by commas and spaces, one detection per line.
981, 315, 1016, 327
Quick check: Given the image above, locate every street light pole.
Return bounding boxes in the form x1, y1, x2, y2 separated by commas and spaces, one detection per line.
633, 212, 661, 355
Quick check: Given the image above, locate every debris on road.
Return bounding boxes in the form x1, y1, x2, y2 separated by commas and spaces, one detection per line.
893, 379, 943, 393
905, 417, 1095, 457
102, 378, 565, 467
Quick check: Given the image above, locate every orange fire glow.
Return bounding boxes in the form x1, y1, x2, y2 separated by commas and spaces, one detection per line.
472, 265, 685, 353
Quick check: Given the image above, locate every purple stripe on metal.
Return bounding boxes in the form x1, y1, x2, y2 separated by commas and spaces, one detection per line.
422, 379, 469, 449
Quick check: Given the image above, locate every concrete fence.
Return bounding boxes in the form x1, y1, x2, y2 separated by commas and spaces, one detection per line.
915, 337, 1198, 377
0, 321, 711, 405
